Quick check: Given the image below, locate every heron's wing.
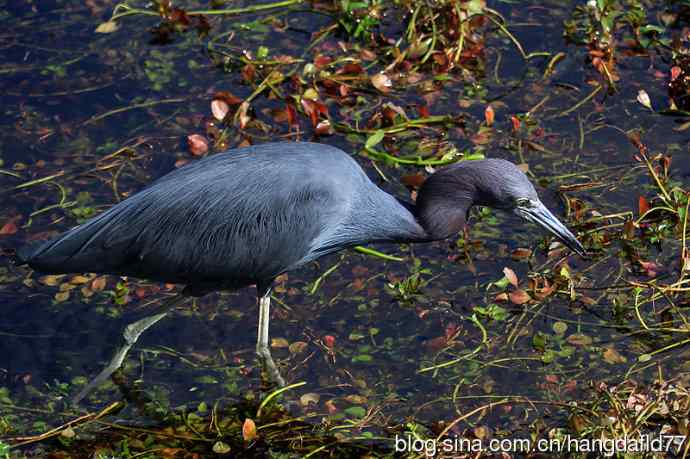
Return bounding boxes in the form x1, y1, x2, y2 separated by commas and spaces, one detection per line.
22, 148, 350, 286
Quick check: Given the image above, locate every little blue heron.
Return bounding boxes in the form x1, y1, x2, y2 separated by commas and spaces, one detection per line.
17, 141, 585, 403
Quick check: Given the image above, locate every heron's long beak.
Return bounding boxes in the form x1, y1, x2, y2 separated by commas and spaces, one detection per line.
515, 200, 587, 257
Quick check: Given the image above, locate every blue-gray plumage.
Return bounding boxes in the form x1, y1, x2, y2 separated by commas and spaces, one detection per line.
20, 142, 427, 292
17, 141, 585, 402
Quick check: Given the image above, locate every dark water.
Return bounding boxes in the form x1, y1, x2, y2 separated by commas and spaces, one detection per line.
1, 0, 689, 453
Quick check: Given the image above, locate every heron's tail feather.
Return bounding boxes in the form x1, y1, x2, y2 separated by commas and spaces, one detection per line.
15, 241, 43, 266
16, 210, 126, 274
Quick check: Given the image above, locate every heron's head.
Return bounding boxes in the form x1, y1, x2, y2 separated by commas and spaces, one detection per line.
417, 158, 586, 257
471, 159, 586, 257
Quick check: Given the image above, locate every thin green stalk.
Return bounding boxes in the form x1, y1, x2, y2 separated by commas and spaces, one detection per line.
85, 98, 186, 126
554, 84, 603, 118
110, 0, 303, 21
353, 246, 403, 262
256, 381, 307, 417
309, 260, 341, 295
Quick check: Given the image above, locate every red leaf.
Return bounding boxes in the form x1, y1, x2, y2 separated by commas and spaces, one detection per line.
510, 116, 521, 132
315, 119, 333, 136
241, 64, 256, 83
340, 63, 364, 74
338, 84, 350, 97
300, 98, 318, 127
638, 196, 650, 216
300, 99, 327, 127
671, 66, 682, 82
484, 105, 495, 126
323, 335, 336, 348
186, 134, 208, 156
0, 222, 18, 236
424, 335, 448, 352
169, 7, 190, 25
213, 91, 242, 105
314, 55, 333, 69
242, 418, 257, 442
286, 103, 297, 127
638, 260, 661, 277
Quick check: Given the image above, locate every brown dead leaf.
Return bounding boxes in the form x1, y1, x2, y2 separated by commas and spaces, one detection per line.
400, 174, 426, 188
69, 275, 90, 285
494, 292, 509, 302
300, 393, 320, 406
39, 275, 63, 286
54, 291, 69, 302
91, 277, 106, 291
511, 248, 532, 259
237, 101, 251, 129
566, 333, 593, 346
602, 347, 627, 364
271, 337, 289, 348
325, 399, 338, 414
509, 289, 530, 305
95, 21, 119, 33
371, 73, 392, 93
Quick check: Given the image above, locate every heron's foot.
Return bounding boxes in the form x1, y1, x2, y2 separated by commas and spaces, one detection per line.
256, 344, 286, 388
71, 341, 134, 404
72, 312, 171, 405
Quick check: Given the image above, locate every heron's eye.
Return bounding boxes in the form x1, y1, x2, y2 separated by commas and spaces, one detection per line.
516, 198, 533, 208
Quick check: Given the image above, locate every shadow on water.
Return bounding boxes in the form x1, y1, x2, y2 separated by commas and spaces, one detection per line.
1, 0, 690, 456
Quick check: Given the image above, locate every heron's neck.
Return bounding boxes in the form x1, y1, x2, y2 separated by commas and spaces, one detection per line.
413, 168, 477, 241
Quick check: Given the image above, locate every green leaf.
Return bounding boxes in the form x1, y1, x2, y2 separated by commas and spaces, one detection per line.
532, 332, 547, 351
493, 277, 510, 289
365, 130, 385, 150
257, 46, 269, 59
345, 406, 367, 418
552, 321, 568, 335
639, 24, 665, 35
